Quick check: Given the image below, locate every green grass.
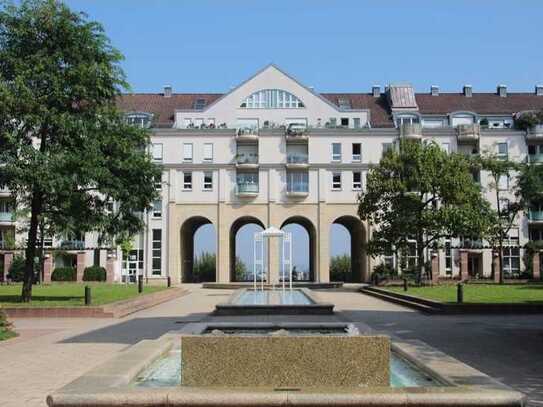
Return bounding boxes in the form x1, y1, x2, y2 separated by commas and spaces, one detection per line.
0, 283, 168, 307
0, 327, 17, 341
385, 284, 543, 304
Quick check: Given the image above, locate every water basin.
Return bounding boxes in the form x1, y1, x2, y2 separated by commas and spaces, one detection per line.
235, 289, 313, 305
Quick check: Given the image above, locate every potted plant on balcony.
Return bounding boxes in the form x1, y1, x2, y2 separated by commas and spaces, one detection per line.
514, 110, 543, 131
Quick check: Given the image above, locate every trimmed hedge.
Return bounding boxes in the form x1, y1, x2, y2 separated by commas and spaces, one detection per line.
51, 267, 77, 282
83, 266, 107, 282
7, 255, 39, 282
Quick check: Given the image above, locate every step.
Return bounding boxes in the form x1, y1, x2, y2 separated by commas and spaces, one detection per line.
361, 287, 441, 314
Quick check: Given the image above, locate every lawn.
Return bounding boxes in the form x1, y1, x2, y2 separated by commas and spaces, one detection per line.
0, 311, 16, 341
384, 284, 543, 304
0, 283, 168, 307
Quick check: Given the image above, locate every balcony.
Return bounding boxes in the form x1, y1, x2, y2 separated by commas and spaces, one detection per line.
526, 125, 543, 142
400, 123, 422, 140
528, 210, 543, 224
286, 154, 309, 169
59, 240, 85, 250
285, 123, 309, 142
528, 154, 543, 164
0, 212, 14, 224
236, 182, 259, 198
235, 154, 259, 169
236, 127, 259, 142
286, 181, 309, 198
456, 124, 480, 143
0, 186, 9, 196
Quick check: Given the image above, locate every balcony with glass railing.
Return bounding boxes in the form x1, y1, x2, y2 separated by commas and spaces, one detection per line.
286, 181, 309, 197
236, 126, 259, 141
526, 124, 543, 141
400, 123, 422, 140
0, 185, 9, 196
235, 153, 259, 168
0, 212, 14, 223
236, 182, 259, 197
528, 210, 543, 223
285, 123, 309, 142
456, 124, 481, 143
528, 154, 543, 164
286, 153, 309, 169
59, 239, 85, 250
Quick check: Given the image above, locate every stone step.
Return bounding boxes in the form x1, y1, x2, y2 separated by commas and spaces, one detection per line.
360, 287, 441, 314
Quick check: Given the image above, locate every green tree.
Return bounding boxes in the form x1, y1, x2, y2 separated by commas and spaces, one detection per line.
193, 252, 216, 282
359, 139, 493, 282
0, 0, 160, 301
330, 254, 351, 282
235, 257, 248, 281
477, 153, 523, 283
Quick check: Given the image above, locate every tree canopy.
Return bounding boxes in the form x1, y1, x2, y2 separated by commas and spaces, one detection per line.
0, 0, 161, 301
358, 139, 494, 280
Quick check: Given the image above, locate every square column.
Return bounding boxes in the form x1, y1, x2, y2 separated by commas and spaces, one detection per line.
2, 252, 13, 282
533, 252, 541, 280
459, 250, 469, 281
106, 251, 116, 283
43, 254, 53, 284
431, 252, 439, 285
76, 252, 86, 282
267, 236, 281, 285
493, 251, 500, 283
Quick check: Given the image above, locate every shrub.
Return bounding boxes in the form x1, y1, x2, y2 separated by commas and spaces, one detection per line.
51, 267, 76, 282
83, 266, 106, 282
515, 110, 543, 130
7, 255, 39, 282
330, 254, 351, 282
372, 262, 397, 285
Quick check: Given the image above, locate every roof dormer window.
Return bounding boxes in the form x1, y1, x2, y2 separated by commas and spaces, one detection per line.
193, 99, 207, 110
240, 89, 305, 109
126, 112, 153, 128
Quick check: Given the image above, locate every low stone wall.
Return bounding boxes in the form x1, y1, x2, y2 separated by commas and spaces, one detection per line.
3, 287, 187, 318
181, 335, 390, 387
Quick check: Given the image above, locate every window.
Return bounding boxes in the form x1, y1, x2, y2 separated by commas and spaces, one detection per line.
395, 114, 420, 127
404, 241, 418, 269
451, 114, 475, 127
340, 118, 349, 127
203, 172, 213, 190
503, 230, 520, 277
154, 175, 162, 191
183, 143, 193, 162
286, 171, 309, 193
193, 98, 207, 110
352, 143, 361, 162
332, 172, 342, 190
183, 172, 192, 190
203, 143, 213, 162
332, 143, 342, 162
152, 200, 162, 218
422, 119, 444, 128
382, 143, 394, 157
240, 89, 304, 109
497, 143, 508, 160
152, 143, 163, 162
328, 118, 337, 127
126, 113, 152, 128
338, 97, 351, 110
498, 175, 509, 191
353, 118, 361, 129
352, 171, 362, 190
530, 228, 543, 241
445, 240, 452, 275
152, 229, 162, 275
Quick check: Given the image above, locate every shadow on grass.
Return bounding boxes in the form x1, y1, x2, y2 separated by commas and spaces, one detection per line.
0, 295, 82, 303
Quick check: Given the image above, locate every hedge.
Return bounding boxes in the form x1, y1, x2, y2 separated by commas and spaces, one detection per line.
83, 266, 107, 282
51, 267, 77, 282
7, 255, 39, 282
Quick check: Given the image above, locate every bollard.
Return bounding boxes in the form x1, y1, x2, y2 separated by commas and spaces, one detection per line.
167, 276, 171, 288
138, 275, 143, 293
403, 278, 408, 292
84, 286, 91, 306
457, 283, 463, 304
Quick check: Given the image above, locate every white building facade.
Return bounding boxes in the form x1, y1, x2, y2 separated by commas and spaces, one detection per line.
2, 65, 543, 284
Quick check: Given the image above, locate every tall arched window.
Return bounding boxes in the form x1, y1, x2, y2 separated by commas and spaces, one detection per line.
240, 89, 305, 109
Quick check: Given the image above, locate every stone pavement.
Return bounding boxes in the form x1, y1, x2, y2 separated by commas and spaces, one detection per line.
1, 285, 542, 406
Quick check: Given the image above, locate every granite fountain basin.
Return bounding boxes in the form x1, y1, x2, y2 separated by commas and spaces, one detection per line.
47, 322, 525, 407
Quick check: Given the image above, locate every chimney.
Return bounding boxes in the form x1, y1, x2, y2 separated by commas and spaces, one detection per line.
163, 85, 172, 98
372, 85, 381, 98
430, 85, 439, 96
536, 85, 543, 96
463, 85, 473, 98
497, 84, 507, 97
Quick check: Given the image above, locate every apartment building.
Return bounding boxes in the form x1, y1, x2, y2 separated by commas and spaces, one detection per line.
2, 64, 543, 284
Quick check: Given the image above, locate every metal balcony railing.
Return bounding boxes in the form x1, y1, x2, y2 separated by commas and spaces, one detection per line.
456, 124, 481, 139
287, 154, 308, 164
60, 240, 85, 250
236, 127, 259, 137
236, 154, 258, 165
236, 183, 259, 194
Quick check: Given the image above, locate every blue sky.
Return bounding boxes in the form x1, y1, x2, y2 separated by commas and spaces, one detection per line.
62, 0, 542, 272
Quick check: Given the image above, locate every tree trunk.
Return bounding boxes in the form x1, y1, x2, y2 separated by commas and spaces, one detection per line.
498, 241, 504, 285
20, 192, 42, 302
416, 237, 425, 285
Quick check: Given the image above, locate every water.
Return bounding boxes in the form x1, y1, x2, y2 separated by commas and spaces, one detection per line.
135, 349, 440, 388
235, 289, 313, 305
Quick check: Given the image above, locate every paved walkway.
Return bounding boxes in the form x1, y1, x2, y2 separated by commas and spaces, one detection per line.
1, 285, 542, 406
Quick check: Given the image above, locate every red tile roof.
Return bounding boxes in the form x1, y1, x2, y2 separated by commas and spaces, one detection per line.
117, 92, 543, 128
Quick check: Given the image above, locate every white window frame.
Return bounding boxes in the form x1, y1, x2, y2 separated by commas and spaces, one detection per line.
497, 142, 508, 160
352, 171, 362, 190
203, 171, 213, 191
203, 143, 213, 162
332, 172, 342, 190
152, 143, 163, 162
498, 175, 509, 191
183, 172, 192, 190
151, 229, 162, 276
332, 143, 342, 162
183, 143, 193, 162
152, 200, 162, 218
352, 143, 361, 162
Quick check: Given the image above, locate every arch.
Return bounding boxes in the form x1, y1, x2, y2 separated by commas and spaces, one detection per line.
330, 215, 367, 283
230, 216, 265, 282
180, 216, 216, 283
240, 89, 305, 109
280, 216, 317, 282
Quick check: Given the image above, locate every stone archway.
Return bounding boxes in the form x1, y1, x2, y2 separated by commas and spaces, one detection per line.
280, 216, 317, 282
330, 215, 367, 282
230, 216, 265, 282
180, 216, 216, 283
